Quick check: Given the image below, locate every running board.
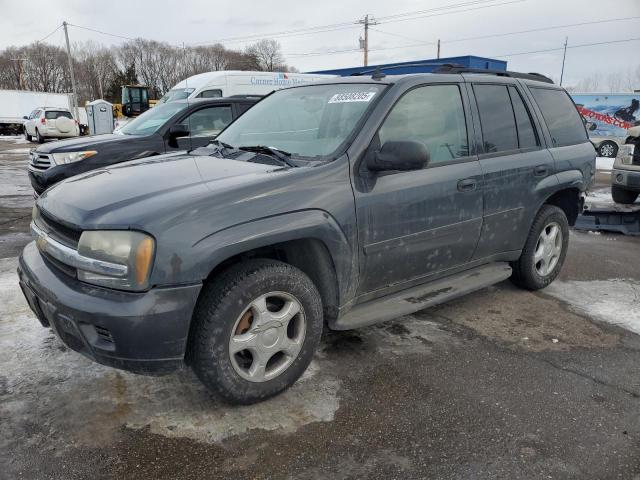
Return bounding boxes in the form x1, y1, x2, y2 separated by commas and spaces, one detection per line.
330, 263, 513, 330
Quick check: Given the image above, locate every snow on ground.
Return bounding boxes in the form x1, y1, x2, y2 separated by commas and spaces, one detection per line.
596, 156, 615, 172
3, 148, 31, 154
544, 279, 640, 335
0, 135, 31, 145
586, 187, 612, 203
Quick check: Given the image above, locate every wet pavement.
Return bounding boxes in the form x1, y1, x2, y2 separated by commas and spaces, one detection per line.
0, 136, 639, 479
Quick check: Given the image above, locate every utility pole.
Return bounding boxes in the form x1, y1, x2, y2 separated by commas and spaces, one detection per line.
62, 21, 79, 117
437, 39, 441, 59
357, 14, 377, 67
560, 36, 568, 86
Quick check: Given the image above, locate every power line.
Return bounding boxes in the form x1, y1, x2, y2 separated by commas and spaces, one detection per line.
288, 15, 640, 58
492, 36, 640, 58
37, 24, 63, 43
66, 23, 136, 41
193, 0, 516, 46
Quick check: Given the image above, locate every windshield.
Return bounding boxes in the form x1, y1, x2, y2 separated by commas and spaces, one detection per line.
216, 83, 385, 158
119, 102, 185, 135
157, 88, 195, 104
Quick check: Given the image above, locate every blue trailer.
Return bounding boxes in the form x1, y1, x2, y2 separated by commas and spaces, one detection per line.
308, 55, 507, 76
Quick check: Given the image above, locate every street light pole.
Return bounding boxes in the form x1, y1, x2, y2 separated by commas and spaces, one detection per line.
62, 21, 79, 118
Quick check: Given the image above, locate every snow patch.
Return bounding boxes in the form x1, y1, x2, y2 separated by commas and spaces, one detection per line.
596, 156, 615, 172
3, 148, 31, 154
544, 279, 640, 335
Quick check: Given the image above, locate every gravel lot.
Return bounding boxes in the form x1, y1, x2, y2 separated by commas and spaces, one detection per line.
1, 137, 639, 480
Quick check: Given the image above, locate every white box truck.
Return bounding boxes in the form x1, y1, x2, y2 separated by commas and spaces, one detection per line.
0, 90, 87, 135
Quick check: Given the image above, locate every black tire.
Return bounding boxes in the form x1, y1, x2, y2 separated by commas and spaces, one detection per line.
24, 129, 32, 142
510, 205, 569, 291
189, 259, 323, 404
611, 185, 639, 204
598, 141, 618, 158
36, 129, 44, 144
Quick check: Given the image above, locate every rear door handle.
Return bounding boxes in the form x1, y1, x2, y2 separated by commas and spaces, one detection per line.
534, 165, 548, 177
457, 178, 477, 192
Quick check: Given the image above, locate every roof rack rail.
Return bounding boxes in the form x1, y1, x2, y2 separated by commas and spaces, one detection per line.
349, 62, 464, 77
432, 65, 554, 84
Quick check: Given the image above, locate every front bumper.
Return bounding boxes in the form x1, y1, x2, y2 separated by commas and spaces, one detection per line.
612, 168, 640, 192
18, 241, 202, 375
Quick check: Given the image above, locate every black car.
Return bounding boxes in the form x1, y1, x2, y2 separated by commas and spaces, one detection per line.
27, 96, 260, 195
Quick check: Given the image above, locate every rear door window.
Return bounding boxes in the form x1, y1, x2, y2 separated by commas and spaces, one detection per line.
508, 86, 539, 149
45, 111, 72, 120
473, 84, 518, 153
529, 87, 587, 147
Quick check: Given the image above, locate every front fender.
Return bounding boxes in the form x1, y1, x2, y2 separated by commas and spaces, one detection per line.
186, 209, 355, 303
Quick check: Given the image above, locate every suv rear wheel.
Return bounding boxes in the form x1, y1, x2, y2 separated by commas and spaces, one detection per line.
611, 185, 639, 204
189, 259, 323, 404
36, 128, 44, 144
511, 205, 569, 291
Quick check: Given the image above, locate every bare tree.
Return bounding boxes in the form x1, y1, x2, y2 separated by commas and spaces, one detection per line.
246, 39, 286, 71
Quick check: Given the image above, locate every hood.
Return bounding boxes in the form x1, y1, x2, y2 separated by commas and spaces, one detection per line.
35, 134, 141, 153
37, 153, 282, 228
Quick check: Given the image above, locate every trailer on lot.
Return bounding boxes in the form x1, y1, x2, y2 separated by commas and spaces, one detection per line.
0, 90, 87, 135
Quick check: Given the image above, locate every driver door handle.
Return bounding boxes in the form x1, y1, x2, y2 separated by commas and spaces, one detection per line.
534, 165, 549, 177
457, 178, 477, 192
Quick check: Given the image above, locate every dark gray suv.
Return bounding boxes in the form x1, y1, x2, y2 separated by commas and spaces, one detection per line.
18, 70, 594, 404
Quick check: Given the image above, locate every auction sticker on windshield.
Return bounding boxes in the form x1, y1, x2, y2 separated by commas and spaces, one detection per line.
328, 92, 376, 103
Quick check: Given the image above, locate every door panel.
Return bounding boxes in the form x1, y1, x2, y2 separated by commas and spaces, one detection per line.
472, 148, 556, 259
353, 83, 483, 296
356, 161, 484, 295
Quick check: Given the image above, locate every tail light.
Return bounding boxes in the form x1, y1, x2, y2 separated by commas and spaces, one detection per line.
40, 117, 45, 125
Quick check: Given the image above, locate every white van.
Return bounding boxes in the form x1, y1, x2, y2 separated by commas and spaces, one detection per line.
158, 70, 336, 103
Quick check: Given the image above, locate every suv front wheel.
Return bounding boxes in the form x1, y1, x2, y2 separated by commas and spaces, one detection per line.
189, 259, 323, 404
511, 205, 569, 291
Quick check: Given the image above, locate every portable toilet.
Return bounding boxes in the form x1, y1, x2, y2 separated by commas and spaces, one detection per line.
86, 100, 114, 135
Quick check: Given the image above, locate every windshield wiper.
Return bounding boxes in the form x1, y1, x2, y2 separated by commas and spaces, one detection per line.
238, 145, 295, 167
209, 139, 235, 150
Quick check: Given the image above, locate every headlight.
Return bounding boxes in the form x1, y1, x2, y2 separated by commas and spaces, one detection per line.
77, 230, 155, 291
51, 150, 97, 165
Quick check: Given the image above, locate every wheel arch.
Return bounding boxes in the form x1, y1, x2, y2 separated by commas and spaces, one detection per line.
542, 187, 581, 226
191, 210, 355, 323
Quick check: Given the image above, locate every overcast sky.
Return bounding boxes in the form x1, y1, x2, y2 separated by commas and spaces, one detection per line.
1, 0, 638, 87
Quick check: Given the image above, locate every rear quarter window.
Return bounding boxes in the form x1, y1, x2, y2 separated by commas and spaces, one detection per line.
529, 88, 587, 147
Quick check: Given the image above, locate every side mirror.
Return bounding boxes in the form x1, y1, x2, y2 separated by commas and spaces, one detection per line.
367, 140, 430, 172
169, 123, 190, 139
23, 115, 28, 120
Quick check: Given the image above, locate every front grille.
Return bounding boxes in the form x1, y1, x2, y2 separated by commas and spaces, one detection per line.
41, 250, 77, 278
30, 152, 52, 170
38, 209, 81, 248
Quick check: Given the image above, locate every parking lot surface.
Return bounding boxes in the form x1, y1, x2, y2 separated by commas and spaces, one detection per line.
1, 137, 639, 479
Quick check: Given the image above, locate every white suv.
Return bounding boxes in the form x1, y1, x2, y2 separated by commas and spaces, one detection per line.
23, 108, 80, 144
